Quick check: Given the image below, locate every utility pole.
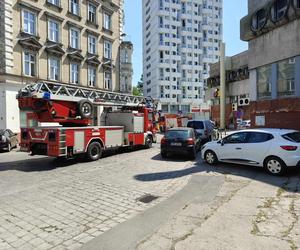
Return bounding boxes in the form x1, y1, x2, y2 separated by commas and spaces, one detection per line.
220, 42, 226, 129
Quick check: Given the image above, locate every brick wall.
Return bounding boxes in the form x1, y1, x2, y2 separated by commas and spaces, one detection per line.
250, 98, 300, 131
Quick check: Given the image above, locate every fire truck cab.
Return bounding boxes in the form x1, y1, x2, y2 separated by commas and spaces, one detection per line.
17, 82, 157, 161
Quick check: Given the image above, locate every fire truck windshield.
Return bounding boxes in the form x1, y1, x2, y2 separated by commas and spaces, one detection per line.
20, 111, 38, 128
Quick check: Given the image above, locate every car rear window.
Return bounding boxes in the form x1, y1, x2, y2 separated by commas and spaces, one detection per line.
247, 132, 274, 143
165, 130, 190, 139
282, 132, 300, 143
187, 121, 204, 129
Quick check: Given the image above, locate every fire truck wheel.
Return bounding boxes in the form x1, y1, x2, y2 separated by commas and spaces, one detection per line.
86, 142, 103, 161
78, 100, 93, 119
145, 136, 153, 149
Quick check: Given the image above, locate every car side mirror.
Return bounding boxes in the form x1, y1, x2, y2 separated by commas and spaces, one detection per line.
219, 140, 225, 146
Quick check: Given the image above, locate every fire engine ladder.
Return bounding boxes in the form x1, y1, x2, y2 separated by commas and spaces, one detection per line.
18, 82, 152, 107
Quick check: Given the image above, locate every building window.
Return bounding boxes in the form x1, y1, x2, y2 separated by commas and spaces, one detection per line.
23, 52, 36, 76
103, 13, 112, 30
47, 0, 60, 6
22, 10, 36, 35
88, 35, 97, 54
48, 20, 59, 43
88, 66, 96, 87
104, 71, 111, 89
88, 3, 97, 23
70, 28, 79, 49
251, 9, 267, 31
49, 57, 60, 81
70, 0, 80, 16
257, 65, 272, 99
271, 0, 288, 21
104, 40, 112, 59
70, 63, 80, 84
124, 50, 129, 63
277, 58, 295, 97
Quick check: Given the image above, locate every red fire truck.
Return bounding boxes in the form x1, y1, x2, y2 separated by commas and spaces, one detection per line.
17, 82, 157, 161
158, 114, 191, 132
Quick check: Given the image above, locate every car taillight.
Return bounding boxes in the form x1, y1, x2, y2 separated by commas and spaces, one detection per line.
187, 138, 195, 145
161, 137, 167, 145
280, 146, 298, 151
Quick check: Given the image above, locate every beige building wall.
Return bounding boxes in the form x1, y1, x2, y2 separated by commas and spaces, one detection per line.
1, 0, 122, 90
0, 0, 123, 131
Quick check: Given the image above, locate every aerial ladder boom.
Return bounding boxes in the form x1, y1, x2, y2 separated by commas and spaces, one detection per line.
17, 82, 155, 126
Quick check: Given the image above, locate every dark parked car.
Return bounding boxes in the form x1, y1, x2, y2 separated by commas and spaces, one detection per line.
0, 129, 18, 152
160, 127, 201, 159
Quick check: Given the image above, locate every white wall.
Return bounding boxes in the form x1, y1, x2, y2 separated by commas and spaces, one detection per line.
0, 86, 7, 130
0, 84, 21, 132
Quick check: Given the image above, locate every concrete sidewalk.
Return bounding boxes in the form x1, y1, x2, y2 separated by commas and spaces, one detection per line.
82, 162, 300, 250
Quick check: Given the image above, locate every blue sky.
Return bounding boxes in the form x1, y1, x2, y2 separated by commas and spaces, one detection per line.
124, 0, 248, 85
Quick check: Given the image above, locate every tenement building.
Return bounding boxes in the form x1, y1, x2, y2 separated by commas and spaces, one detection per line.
142, 0, 223, 114
0, 0, 124, 132
119, 41, 133, 94
240, 0, 300, 130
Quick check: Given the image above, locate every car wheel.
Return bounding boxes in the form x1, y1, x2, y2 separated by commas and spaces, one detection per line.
161, 151, 167, 158
145, 136, 153, 149
86, 142, 103, 161
7, 143, 11, 152
204, 150, 218, 165
264, 156, 286, 176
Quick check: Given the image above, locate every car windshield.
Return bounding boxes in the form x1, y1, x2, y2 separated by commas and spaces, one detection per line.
282, 132, 300, 143
165, 130, 190, 139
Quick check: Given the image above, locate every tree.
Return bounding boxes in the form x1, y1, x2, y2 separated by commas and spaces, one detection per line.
132, 86, 142, 96
137, 74, 143, 94
133, 74, 143, 96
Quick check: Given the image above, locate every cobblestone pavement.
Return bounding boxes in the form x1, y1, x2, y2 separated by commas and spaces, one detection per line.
0, 143, 195, 250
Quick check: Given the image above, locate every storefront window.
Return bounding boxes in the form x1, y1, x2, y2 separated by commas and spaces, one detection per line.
257, 65, 272, 99
277, 58, 295, 97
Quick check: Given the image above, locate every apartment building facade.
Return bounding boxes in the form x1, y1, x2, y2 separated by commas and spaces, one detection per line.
142, 0, 223, 114
0, 0, 124, 132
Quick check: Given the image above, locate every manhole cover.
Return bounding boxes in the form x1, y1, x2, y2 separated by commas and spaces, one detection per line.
137, 194, 159, 204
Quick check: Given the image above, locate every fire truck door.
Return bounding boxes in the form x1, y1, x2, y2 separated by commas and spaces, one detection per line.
74, 131, 85, 153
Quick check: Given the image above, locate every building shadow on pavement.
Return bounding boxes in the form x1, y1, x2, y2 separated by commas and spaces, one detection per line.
0, 147, 154, 172
134, 158, 300, 193
0, 157, 84, 172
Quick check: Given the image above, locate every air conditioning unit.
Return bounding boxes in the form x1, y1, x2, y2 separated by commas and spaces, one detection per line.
238, 98, 250, 106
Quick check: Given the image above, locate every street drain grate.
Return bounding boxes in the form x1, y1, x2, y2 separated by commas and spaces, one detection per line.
137, 194, 159, 204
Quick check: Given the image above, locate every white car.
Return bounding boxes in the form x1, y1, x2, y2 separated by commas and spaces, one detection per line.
201, 128, 300, 175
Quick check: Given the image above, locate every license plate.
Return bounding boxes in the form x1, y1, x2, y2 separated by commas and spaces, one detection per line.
171, 142, 182, 146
